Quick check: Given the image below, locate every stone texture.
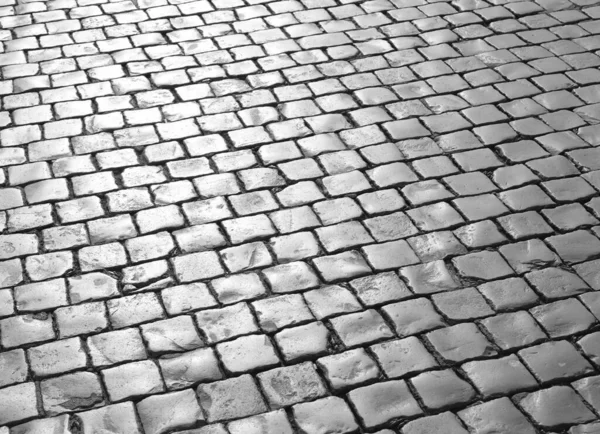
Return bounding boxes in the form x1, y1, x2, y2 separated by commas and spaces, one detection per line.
0, 382, 39, 425
348, 380, 422, 429
1, 1, 599, 429
41, 372, 104, 414
137, 389, 204, 434
293, 397, 359, 434
258, 362, 327, 409
197, 375, 267, 423
518, 386, 596, 428
78, 402, 142, 434
459, 397, 537, 434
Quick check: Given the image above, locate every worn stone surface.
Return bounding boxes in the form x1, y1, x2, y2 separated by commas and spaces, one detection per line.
78, 402, 142, 434
41, 372, 104, 415
519, 386, 597, 429
292, 397, 359, 434
459, 397, 537, 434
348, 380, 422, 429
197, 375, 267, 423
137, 389, 204, 434
1, 0, 600, 432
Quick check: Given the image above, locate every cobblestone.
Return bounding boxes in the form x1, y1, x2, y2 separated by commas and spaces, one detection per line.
2, 0, 600, 431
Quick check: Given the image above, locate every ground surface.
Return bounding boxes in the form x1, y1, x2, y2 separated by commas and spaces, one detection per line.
2, 0, 600, 433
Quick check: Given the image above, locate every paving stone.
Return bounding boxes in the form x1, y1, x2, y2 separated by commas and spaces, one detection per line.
316, 221, 374, 252
499, 184, 555, 211
137, 389, 204, 434
107, 292, 164, 329
459, 397, 537, 434
314, 198, 363, 226
363, 211, 418, 241
78, 242, 128, 272
67, 272, 118, 304
87, 328, 146, 367
0, 288, 14, 318
222, 215, 276, 244
520, 340, 594, 384
198, 375, 267, 423
404, 261, 460, 295
454, 220, 507, 248
209, 274, 263, 304
546, 230, 600, 264
453, 251, 515, 280
581, 292, 600, 319
0, 349, 27, 388
303, 285, 361, 319
407, 202, 465, 231
578, 331, 600, 367
482, 311, 547, 350
270, 232, 319, 263
196, 302, 258, 344
29, 337, 87, 377
275, 320, 329, 362
401, 412, 468, 434
330, 309, 394, 347
141, 316, 203, 355
172, 251, 225, 282
253, 294, 314, 332
497, 210, 555, 240
411, 369, 476, 410
313, 250, 372, 282
10, 415, 71, 434
217, 334, 279, 374
568, 421, 600, 434
432, 287, 495, 320
258, 362, 327, 409
41, 372, 104, 414
78, 402, 142, 434
573, 375, 600, 413
292, 397, 359, 434
478, 277, 539, 311
427, 323, 496, 363
3, 0, 600, 428
0, 234, 38, 260
371, 336, 438, 378
463, 354, 538, 397
526, 267, 589, 299
531, 298, 597, 337
15, 278, 68, 312
317, 348, 380, 391
544, 203, 599, 231
383, 297, 446, 337
407, 231, 467, 261
362, 240, 420, 270
1, 313, 55, 348
574, 259, 600, 290
227, 410, 294, 434
0, 382, 40, 425
347, 380, 422, 429
445, 172, 497, 196
102, 360, 165, 402
350, 272, 412, 305
263, 261, 320, 293
518, 386, 596, 429
500, 239, 561, 274
221, 242, 273, 273
493, 164, 539, 189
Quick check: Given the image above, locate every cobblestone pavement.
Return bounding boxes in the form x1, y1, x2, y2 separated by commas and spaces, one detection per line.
5, 0, 600, 432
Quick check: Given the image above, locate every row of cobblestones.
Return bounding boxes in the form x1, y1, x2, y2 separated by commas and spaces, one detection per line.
3, 0, 600, 432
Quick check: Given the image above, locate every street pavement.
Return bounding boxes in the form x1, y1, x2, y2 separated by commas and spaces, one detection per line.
1, 0, 600, 432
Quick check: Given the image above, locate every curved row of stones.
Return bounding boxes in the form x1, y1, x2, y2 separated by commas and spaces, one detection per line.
2, 0, 600, 432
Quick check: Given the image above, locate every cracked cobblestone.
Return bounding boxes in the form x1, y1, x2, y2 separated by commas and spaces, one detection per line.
2, 0, 600, 432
